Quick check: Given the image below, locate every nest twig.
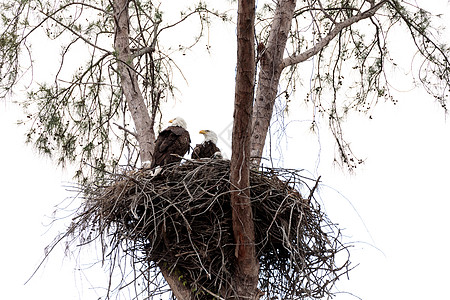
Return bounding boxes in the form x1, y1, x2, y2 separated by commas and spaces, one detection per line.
61, 159, 351, 299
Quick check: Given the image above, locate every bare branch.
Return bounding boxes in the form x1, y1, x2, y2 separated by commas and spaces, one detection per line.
282, 0, 387, 68
113, 122, 137, 138
251, 0, 297, 165
131, 46, 155, 59
18, 2, 110, 47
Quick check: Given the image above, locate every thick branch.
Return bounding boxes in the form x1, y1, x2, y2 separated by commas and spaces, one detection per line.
230, 0, 259, 299
250, 0, 297, 165
159, 264, 194, 300
282, 0, 387, 68
131, 45, 155, 59
113, 0, 155, 163
48, 18, 110, 53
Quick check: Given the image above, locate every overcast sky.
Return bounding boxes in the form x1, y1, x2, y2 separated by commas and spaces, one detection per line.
1, 1, 450, 299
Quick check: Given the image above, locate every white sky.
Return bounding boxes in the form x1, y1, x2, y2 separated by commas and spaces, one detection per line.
1, 1, 450, 299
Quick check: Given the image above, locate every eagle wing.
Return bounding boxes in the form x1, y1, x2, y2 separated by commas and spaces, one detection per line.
151, 126, 191, 168
191, 143, 203, 159
191, 141, 220, 159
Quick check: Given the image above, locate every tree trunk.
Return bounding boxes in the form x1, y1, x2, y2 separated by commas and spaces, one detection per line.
230, 0, 260, 299
250, 0, 297, 166
113, 1, 191, 298
159, 264, 194, 300
113, 0, 155, 163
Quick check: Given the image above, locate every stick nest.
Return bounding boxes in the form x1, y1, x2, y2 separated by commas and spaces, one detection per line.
69, 159, 351, 299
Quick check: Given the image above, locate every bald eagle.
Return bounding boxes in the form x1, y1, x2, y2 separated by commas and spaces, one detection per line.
192, 130, 222, 159
150, 117, 191, 168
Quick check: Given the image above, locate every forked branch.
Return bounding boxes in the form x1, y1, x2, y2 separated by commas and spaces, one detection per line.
282, 0, 388, 68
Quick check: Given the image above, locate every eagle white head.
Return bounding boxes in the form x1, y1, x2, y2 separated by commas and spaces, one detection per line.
169, 117, 188, 130
199, 129, 218, 145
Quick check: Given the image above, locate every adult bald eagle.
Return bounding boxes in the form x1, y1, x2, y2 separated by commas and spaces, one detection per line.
192, 130, 222, 159
150, 117, 191, 168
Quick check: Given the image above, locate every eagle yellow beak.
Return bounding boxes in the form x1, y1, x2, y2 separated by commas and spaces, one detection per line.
169, 119, 174, 123
199, 130, 206, 134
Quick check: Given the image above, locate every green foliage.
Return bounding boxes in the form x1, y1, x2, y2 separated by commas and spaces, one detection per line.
0, 0, 26, 97
24, 76, 119, 183
1, 0, 229, 183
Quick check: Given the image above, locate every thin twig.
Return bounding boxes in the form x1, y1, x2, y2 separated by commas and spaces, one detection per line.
113, 122, 138, 138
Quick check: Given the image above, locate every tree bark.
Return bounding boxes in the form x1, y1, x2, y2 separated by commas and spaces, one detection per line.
113, 0, 155, 163
159, 264, 194, 300
230, 0, 260, 299
250, 0, 297, 166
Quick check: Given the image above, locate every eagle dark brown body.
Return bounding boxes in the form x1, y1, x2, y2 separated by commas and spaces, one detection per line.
151, 125, 191, 168
192, 141, 221, 159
